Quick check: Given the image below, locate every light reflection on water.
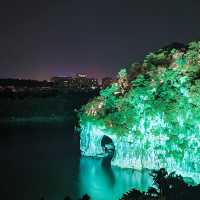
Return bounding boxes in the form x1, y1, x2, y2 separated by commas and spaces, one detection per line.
79, 157, 152, 200
0, 124, 152, 200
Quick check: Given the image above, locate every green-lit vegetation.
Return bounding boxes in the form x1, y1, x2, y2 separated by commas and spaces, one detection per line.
80, 41, 200, 181
80, 42, 200, 134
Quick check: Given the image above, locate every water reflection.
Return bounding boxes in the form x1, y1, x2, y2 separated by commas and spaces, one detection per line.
1, 124, 152, 200
79, 157, 152, 200
101, 157, 116, 188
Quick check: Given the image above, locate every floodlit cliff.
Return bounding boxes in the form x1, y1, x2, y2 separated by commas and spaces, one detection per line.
79, 41, 200, 183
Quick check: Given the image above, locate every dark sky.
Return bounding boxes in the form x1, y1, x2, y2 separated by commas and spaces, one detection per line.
0, 0, 200, 80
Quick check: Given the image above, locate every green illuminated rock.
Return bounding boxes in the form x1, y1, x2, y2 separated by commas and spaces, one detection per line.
79, 41, 200, 183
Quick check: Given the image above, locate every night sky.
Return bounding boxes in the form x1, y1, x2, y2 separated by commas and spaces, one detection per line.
0, 0, 200, 80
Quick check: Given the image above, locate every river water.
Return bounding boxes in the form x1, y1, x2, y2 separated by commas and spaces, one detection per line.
0, 123, 152, 200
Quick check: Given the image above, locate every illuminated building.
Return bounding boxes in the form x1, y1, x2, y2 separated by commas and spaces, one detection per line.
51, 74, 99, 90
50, 76, 73, 87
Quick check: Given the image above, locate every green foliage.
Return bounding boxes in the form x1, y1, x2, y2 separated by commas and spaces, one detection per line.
186, 41, 200, 65
80, 40, 200, 162
100, 83, 119, 98
118, 68, 127, 79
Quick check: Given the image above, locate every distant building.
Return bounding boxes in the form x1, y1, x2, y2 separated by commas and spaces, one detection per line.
76, 73, 87, 78
0, 79, 53, 94
50, 76, 73, 83
50, 76, 73, 87
51, 75, 99, 90
101, 77, 113, 88
73, 74, 98, 90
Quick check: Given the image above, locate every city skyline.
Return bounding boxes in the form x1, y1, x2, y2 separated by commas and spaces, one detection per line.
0, 73, 112, 82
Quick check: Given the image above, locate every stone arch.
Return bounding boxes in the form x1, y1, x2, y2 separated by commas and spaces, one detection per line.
100, 135, 115, 160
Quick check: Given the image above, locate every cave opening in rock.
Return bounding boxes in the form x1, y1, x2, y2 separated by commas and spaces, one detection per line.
101, 135, 115, 161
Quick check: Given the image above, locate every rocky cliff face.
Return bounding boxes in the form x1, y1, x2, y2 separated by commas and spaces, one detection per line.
79, 41, 200, 183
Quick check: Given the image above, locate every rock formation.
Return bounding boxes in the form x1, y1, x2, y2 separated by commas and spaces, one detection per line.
79, 41, 200, 183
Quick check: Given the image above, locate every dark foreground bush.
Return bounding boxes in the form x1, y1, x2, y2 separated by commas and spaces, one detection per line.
120, 168, 200, 200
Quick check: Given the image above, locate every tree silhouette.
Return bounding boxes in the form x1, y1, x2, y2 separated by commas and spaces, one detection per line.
120, 168, 200, 200
120, 188, 144, 200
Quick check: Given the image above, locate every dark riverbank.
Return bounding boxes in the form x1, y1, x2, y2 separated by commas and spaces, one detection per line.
0, 90, 99, 124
